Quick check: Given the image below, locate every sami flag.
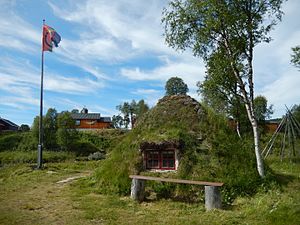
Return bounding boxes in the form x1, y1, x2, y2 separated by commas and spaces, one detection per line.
43, 24, 61, 52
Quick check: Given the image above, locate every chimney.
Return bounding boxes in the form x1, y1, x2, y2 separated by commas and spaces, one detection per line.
81, 108, 88, 114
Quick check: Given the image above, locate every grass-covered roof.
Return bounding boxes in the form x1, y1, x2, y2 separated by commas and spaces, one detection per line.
94, 95, 270, 203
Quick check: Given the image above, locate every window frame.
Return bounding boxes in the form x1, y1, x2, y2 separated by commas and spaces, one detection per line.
144, 148, 176, 170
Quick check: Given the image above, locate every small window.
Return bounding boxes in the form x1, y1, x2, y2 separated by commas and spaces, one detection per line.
146, 151, 160, 169
161, 150, 175, 169
75, 120, 80, 126
145, 149, 175, 170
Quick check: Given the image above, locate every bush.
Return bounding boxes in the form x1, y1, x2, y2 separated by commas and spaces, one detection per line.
70, 141, 99, 157
0, 132, 24, 151
17, 132, 37, 151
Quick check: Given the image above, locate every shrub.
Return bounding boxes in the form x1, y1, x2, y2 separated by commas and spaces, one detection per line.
70, 141, 99, 157
0, 132, 23, 151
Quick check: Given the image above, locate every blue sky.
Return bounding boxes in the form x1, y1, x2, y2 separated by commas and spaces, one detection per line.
0, 0, 299, 126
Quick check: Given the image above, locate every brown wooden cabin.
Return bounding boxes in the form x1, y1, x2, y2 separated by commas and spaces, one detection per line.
228, 118, 281, 133
70, 108, 111, 130
264, 119, 281, 133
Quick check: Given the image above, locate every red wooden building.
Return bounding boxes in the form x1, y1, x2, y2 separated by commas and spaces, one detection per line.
70, 108, 112, 130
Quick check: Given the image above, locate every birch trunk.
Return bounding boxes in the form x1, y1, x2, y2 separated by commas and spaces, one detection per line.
223, 38, 265, 178
244, 102, 265, 178
250, 116, 265, 177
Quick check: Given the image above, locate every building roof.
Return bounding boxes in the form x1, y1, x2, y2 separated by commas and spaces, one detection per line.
101, 117, 112, 122
0, 118, 19, 128
265, 118, 282, 124
70, 113, 111, 122
71, 113, 101, 120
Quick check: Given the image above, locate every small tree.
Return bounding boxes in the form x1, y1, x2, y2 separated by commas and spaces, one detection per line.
112, 115, 123, 128
165, 76, 189, 96
136, 100, 150, 119
253, 96, 273, 124
71, 109, 79, 113
43, 108, 58, 150
19, 124, 30, 132
56, 111, 77, 151
116, 102, 131, 128
116, 100, 149, 128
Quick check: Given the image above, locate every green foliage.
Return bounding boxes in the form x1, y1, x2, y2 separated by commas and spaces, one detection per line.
43, 108, 58, 149
70, 141, 99, 157
95, 135, 141, 194
78, 129, 127, 152
165, 76, 188, 96
115, 99, 150, 128
197, 47, 238, 114
0, 132, 23, 151
31, 116, 39, 143
162, 0, 283, 58
56, 111, 78, 151
19, 124, 30, 132
16, 132, 37, 151
112, 115, 123, 128
254, 95, 273, 123
291, 104, 300, 123
31, 108, 59, 150
291, 45, 300, 68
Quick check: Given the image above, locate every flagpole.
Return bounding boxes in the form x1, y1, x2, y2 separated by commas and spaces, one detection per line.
37, 19, 45, 169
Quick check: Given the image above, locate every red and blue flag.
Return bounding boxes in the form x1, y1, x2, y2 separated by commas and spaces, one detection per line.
43, 24, 61, 52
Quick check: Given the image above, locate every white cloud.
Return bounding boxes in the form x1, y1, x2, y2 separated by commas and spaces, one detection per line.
121, 56, 205, 91
260, 67, 300, 117
132, 89, 161, 95
49, 0, 174, 61
0, 5, 40, 53
0, 56, 105, 109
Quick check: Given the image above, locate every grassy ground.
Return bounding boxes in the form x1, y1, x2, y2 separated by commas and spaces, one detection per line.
0, 158, 299, 225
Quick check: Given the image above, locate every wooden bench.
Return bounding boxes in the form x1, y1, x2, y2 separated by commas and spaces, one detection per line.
129, 175, 224, 211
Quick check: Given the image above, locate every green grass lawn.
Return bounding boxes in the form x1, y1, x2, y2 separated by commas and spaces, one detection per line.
0, 157, 299, 225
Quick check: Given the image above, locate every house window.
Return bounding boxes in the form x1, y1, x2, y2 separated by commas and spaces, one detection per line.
146, 151, 160, 169
161, 150, 175, 169
145, 149, 175, 170
75, 120, 81, 126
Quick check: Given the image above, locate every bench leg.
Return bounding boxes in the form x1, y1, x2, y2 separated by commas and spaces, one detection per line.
205, 186, 222, 210
130, 178, 145, 202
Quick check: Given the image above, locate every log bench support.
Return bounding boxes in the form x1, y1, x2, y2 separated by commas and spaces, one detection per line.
130, 178, 145, 202
130, 175, 223, 211
204, 185, 222, 210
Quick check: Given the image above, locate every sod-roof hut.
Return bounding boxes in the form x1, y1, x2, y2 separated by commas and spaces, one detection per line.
96, 95, 260, 197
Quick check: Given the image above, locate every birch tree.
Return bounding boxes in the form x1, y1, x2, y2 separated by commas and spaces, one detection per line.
162, 0, 284, 178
